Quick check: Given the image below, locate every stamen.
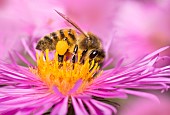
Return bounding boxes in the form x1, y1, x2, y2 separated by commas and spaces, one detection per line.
30, 49, 101, 95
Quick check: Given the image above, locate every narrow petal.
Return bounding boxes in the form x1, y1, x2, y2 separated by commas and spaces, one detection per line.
52, 86, 64, 97
77, 99, 89, 115
91, 99, 117, 114
71, 97, 86, 115
142, 46, 169, 61
14, 51, 33, 66
83, 101, 97, 115
119, 89, 160, 103
21, 39, 36, 61
69, 79, 82, 94
51, 97, 68, 115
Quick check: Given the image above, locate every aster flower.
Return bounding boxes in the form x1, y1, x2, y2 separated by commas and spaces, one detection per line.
0, 32, 170, 115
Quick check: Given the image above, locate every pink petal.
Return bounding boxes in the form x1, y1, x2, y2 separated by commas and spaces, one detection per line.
69, 79, 82, 94
83, 100, 98, 115
52, 86, 64, 97
91, 99, 117, 114
71, 97, 86, 115
21, 39, 36, 61
119, 89, 160, 103
51, 96, 68, 115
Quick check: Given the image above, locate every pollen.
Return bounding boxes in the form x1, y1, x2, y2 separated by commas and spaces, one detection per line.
56, 41, 69, 55
30, 49, 101, 95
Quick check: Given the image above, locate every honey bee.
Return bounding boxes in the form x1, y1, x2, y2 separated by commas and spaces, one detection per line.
36, 10, 105, 64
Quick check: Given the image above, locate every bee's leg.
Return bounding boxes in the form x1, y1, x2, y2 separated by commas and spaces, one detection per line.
41, 51, 47, 60
58, 54, 64, 67
71, 44, 78, 69
72, 55, 76, 63
58, 54, 64, 62
71, 45, 78, 63
80, 49, 88, 64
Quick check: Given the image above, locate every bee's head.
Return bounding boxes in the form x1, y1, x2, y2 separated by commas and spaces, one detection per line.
79, 32, 105, 64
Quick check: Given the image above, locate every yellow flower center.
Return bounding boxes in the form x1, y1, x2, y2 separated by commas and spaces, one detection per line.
30, 49, 101, 95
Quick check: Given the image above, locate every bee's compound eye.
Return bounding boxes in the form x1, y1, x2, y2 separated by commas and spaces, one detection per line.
89, 50, 98, 59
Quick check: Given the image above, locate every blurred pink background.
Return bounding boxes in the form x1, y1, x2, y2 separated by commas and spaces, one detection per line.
0, 0, 170, 114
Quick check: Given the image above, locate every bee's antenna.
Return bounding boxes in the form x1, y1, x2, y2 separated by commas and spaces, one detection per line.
54, 9, 89, 38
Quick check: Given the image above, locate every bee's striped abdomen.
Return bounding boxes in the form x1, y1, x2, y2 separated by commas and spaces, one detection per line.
36, 29, 77, 52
